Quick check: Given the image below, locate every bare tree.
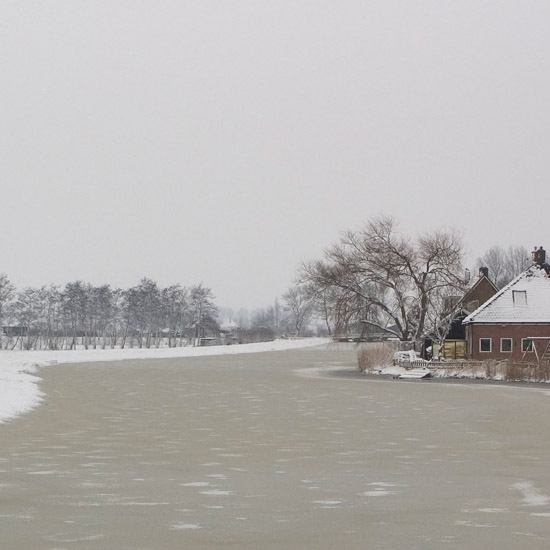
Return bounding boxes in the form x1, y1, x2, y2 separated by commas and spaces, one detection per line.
301, 215, 466, 343
12, 287, 46, 350
424, 284, 466, 357
160, 284, 189, 347
251, 307, 274, 330
189, 284, 218, 346
42, 285, 62, 350
476, 244, 530, 288
88, 285, 114, 349
110, 288, 125, 348
282, 283, 315, 336
122, 278, 162, 348
0, 274, 15, 349
61, 281, 89, 350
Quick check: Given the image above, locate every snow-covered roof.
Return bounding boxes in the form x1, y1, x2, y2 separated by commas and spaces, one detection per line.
463, 264, 550, 324
220, 319, 239, 331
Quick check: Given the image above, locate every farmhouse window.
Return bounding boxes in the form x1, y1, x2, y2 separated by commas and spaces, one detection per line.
500, 338, 512, 352
512, 290, 527, 306
480, 338, 491, 352
522, 338, 534, 352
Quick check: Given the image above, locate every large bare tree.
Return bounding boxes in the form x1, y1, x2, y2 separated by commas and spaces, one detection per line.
301, 215, 466, 342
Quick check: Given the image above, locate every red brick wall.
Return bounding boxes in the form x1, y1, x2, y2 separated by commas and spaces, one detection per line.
467, 324, 550, 360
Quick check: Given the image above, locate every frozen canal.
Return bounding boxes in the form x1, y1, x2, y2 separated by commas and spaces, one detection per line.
2, 344, 550, 549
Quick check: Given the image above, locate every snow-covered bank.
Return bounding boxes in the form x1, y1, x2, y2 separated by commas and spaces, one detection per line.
0, 338, 329, 424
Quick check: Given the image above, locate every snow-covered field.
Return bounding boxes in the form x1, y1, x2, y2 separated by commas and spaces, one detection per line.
0, 338, 328, 424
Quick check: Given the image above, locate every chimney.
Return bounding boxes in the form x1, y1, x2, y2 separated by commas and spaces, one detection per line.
532, 246, 546, 265
479, 267, 489, 278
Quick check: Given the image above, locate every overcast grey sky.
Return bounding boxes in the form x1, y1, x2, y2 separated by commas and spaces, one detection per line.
2, 1, 549, 309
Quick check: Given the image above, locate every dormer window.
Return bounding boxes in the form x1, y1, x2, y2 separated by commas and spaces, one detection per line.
512, 290, 527, 306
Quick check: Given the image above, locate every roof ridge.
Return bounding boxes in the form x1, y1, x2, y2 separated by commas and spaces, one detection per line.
463, 273, 499, 298
462, 266, 534, 324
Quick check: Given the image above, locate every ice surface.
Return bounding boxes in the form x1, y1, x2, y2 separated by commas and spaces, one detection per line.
0, 338, 328, 424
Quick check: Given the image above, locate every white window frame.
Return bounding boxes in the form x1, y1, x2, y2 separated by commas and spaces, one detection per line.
479, 338, 492, 353
500, 338, 512, 353
522, 338, 534, 353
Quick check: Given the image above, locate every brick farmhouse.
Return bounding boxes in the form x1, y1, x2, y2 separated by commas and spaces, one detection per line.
463, 247, 550, 361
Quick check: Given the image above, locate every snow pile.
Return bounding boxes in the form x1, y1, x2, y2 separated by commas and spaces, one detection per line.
0, 364, 45, 424
0, 338, 328, 423
376, 363, 494, 381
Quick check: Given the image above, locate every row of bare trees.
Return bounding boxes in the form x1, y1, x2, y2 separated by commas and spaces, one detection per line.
475, 245, 530, 289
0, 275, 218, 351
282, 215, 530, 346
222, 298, 318, 340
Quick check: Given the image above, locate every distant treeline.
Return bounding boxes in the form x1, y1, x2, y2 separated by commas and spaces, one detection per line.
0, 275, 218, 350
